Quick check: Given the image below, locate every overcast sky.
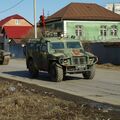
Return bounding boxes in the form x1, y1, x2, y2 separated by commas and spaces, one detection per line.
0, 0, 120, 24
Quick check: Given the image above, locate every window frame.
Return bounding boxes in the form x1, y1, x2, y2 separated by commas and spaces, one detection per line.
15, 19, 20, 25
66, 42, 81, 49
100, 25, 107, 36
50, 42, 64, 50
75, 25, 83, 37
110, 25, 118, 36
41, 43, 48, 52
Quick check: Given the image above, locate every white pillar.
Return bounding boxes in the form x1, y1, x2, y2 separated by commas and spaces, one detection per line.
64, 21, 67, 37
34, 0, 37, 38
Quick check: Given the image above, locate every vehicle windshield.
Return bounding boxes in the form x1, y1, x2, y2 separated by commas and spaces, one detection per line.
66, 42, 81, 49
50, 42, 64, 49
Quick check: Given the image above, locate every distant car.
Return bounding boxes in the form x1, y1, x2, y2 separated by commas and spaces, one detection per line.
0, 38, 10, 65
25, 37, 98, 82
0, 50, 10, 65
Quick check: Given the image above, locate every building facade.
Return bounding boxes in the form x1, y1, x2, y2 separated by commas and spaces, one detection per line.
47, 20, 120, 42
46, 3, 120, 42
0, 14, 33, 43
0, 14, 33, 58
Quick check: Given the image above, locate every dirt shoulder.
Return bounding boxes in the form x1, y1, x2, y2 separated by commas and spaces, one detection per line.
96, 63, 120, 71
0, 78, 120, 120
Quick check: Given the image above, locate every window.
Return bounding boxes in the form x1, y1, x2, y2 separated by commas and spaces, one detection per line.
15, 19, 20, 25
75, 25, 83, 36
67, 42, 81, 49
50, 42, 64, 49
41, 44, 47, 52
111, 25, 117, 36
36, 44, 41, 52
100, 25, 107, 36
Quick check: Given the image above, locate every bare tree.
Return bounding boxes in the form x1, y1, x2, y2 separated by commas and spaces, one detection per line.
21, 28, 43, 44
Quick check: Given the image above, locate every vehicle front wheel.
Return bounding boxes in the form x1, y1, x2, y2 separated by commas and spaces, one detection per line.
28, 59, 39, 78
82, 65, 95, 79
49, 63, 63, 82
0, 56, 10, 65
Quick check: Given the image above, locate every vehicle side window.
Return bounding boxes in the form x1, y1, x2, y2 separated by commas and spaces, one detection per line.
36, 44, 41, 52
29, 43, 34, 49
31, 44, 36, 52
41, 43, 48, 52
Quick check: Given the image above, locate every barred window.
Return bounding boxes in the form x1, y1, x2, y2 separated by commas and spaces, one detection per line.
111, 25, 117, 36
100, 25, 107, 36
75, 25, 83, 36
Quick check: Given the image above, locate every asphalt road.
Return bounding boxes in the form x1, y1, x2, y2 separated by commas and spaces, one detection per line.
0, 59, 120, 105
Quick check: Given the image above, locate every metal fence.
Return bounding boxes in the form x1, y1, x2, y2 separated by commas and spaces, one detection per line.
9, 42, 120, 65
9, 44, 25, 58
84, 43, 120, 65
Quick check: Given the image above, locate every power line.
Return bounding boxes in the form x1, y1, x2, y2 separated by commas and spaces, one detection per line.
0, 0, 25, 14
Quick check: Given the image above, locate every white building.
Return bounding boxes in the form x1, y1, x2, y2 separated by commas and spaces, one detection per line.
106, 3, 120, 15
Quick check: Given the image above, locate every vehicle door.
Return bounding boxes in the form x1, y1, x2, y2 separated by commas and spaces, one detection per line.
34, 43, 42, 69
32, 43, 37, 62
41, 42, 48, 70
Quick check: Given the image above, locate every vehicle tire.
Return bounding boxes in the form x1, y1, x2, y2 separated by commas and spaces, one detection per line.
63, 70, 66, 80
49, 62, 63, 82
28, 59, 39, 78
82, 65, 95, 79
0, 56, 10, 65
3, 56, 10, 65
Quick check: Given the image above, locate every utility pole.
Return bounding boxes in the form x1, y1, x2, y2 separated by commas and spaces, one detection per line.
34, 0, 37, 38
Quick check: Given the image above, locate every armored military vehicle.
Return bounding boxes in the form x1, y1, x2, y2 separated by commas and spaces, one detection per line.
0, 37, 10, 65
25, 37, 98, 82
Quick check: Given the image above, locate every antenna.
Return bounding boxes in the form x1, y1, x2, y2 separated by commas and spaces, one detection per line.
113, 3, 115, 13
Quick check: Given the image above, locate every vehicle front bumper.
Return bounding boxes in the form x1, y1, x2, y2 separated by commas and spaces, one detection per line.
65, 65, 91, 74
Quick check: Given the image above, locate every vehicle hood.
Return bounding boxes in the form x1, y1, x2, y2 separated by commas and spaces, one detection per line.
52, 49, 85, 58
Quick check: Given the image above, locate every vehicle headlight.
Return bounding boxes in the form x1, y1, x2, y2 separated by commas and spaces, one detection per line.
59, 57, 64, 64
58, 56, 70, 65
89, 58, 94, 64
